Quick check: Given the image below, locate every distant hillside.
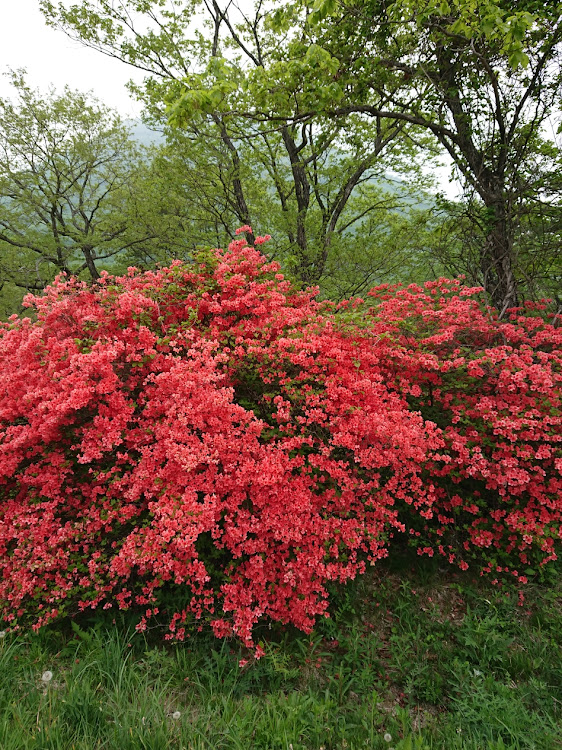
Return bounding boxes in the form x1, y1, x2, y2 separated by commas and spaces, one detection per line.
125, 120, 163, 147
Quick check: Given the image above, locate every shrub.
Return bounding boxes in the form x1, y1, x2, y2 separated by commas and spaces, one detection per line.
0, 234, 560, 647
364, 280, 562, 579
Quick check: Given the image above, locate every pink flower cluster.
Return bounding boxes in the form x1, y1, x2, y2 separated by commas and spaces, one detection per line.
0, 236, 560, 648
365, 280, 562, 576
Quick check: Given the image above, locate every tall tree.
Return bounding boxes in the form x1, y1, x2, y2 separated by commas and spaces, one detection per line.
40, 0, 437, 294
0, 71, 155, 303
233, 0, 562, 311
429, 133, 562, 305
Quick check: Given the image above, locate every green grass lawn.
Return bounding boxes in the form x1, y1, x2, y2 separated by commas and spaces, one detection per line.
1, 552, 561, 750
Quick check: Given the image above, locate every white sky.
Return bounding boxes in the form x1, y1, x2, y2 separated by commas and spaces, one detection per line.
0, 0, 144, 116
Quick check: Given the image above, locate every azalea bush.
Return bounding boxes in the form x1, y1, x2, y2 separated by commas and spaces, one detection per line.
363, 282, 562, 580
0, 232, 560, 648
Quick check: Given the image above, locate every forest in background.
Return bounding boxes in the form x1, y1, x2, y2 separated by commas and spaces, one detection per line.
0, 0, 560, 317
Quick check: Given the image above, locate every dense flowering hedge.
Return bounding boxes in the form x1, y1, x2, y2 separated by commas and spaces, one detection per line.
363, 282, 562, 579
0, 232, 561, 648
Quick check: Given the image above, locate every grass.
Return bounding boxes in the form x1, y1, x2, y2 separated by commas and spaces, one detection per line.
1, 551, 561, 749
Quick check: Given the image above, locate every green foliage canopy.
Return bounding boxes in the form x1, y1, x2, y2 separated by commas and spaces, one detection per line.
0, 71, 158, 313
40, 0, 441, 296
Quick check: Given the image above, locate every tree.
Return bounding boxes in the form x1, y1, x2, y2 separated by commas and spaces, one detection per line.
0, 71, 156, 308
93, 0, 559, 310
229, 0, 562, 312
40, 0, 439, 296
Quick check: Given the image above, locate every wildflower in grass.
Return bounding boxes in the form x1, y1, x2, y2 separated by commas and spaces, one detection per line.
384, 733, 392, 743
171, 711, 181, 720
0, 631, 6, 638
41, 670, 53, 683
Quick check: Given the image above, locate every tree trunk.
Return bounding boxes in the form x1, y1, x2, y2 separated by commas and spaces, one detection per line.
82, 246, 100, 280
480, 197, 519, 314
213, 116, 255, 245
281, 126, 314, 283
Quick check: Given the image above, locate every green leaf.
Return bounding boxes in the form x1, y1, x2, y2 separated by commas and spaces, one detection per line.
508, 49, 530, 68
449, 18, 471, 37
310, 0, 338, 24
